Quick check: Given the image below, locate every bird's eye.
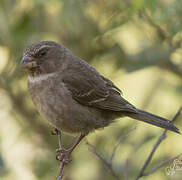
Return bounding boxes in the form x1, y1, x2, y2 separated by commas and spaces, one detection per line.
38, 49, 47, 57
35, 46, 50, 58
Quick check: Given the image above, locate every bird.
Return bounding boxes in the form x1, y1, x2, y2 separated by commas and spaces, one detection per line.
21, 41, 180, 162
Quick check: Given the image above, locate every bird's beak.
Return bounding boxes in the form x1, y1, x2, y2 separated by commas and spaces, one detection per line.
20, 56, 37, 69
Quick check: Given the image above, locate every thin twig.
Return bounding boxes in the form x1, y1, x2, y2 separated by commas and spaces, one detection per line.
143, 153, 182, 176
58, 130, 62, 147
86, 141, 120, 180
141, 75, 164, 110
171, 106, 182, 123
123, 159, 129, 180
86, 126, 136, 180
110, 125, 136, 162
57, 162, 65, 180
140, 9, 171, 43
142, 10, 182, 50
140, 10, 182, 77
135, 132, 166, 180
56, 130, 66, 180
135, 106, 182, 180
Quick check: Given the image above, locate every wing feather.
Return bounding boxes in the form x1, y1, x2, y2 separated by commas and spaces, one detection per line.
63, 57, 136, 112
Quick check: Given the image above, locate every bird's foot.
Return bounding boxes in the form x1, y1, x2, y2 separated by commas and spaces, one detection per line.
52, 129, 85, 164
56, 148, 72, 164
51, 128, 59, 135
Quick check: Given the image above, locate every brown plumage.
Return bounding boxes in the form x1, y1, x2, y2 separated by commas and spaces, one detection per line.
21, 41, 180, 142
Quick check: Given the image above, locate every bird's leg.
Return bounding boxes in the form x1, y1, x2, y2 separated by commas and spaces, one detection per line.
51, 128, 60, 136
51, 128, 65, 161
51, 128, 85, 163
51, 128, 64, 150
56, 134, 85, 164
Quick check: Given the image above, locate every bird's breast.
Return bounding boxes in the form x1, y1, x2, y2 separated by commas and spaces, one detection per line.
27, 73, 115, 134
28, 74, 68, 128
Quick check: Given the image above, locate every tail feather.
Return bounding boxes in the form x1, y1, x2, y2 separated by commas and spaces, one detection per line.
125, 109, 180, 134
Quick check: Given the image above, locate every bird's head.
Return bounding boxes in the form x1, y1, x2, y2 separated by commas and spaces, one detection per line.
21, 41, 71, 76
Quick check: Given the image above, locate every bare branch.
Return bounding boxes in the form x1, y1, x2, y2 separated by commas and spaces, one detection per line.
141, 75, 164, 110
86, 141, 120, 180
56, 130, 66, 180
139, 10, 182, 77
86, 126, 136, 180
57, 162, 65, 180
135, 106, 182, 180
171, 106, 182, 122
51, 129, 67, 180
123, 159, 129, 180
143, 153, 182, 176
135, 132, 166, 180
140, 9, 171, 43
110, 125, 136, 162
142, 12, 182, 51
165, 61, 182, 77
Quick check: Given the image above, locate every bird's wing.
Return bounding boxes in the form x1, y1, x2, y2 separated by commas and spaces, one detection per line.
63, 58, 136, 112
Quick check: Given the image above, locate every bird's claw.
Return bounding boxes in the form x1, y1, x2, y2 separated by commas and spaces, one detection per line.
56, 148, 72, 164
51, 128, 59, 135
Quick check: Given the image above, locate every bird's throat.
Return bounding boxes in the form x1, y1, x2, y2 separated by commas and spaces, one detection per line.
28, 66, 42, 77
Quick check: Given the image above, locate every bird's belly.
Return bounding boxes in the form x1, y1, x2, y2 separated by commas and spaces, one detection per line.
29, 81, 76, 133
29, 79, 114, 134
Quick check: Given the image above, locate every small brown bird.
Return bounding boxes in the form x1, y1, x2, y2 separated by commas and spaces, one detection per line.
21, 41, 179, 162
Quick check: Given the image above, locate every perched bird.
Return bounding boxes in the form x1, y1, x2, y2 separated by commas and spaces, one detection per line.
21, 41, 179, 162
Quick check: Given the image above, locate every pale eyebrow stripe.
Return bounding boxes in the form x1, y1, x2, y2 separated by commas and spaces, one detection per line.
36, 45, 51, 52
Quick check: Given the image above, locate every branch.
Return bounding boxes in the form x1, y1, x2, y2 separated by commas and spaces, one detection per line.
165, 61, 182, 77
123, 159, 129, 180
56, 130, 66, 180
51, 129, 66, 180
135, 106, 182, 180
86, 126, 136, 180
86, 141, 120, 180
140, 9, 171, 43
57, 162, 65, 180
110, 126, 136, 162
139, 10, 182, 78
141, 75, 164, 110
143, 153, 182, 176
135, 132, 166, 180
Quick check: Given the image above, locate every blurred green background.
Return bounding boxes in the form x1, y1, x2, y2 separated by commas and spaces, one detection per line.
0, 0, 182, 179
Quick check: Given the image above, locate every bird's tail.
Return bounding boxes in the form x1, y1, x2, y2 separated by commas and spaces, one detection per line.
125, 109, 180, 134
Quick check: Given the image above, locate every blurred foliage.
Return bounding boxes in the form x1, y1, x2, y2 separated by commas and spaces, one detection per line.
0, 0, 182, 180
